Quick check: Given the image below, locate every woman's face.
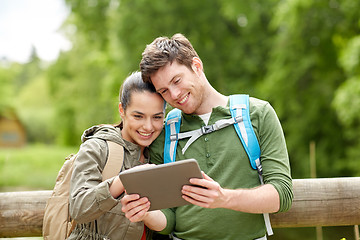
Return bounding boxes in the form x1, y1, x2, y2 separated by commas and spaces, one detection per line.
120, 91, 164, 148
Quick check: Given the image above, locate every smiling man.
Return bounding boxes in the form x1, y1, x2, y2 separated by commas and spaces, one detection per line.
121, 33, 293, 240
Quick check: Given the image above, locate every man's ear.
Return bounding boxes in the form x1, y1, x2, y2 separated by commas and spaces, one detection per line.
191, 57, 203, 75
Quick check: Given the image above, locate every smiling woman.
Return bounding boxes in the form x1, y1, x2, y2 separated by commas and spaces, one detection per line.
67, 71, 165, 240
0, 0, 71, 63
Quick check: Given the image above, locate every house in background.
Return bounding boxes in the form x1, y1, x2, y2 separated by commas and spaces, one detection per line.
0, 109, 26, 148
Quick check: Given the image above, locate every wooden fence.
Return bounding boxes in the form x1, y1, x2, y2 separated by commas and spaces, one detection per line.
0, 177, 360, 237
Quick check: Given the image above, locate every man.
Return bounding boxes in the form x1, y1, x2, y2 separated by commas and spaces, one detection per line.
121, 33, 293, 240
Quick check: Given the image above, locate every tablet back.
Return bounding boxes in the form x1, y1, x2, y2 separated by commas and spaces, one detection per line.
119, 159, 202, 211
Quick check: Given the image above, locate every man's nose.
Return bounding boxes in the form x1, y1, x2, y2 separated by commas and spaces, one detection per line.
169, 87, 181, 100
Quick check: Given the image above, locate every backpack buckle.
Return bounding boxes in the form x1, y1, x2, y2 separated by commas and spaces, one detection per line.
234, 115, 243, 123
170, 134, 178, 141
201, 125, 215, 135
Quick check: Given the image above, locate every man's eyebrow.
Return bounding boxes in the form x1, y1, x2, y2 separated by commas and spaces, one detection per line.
156, 87, 165, 93
156, 74, 180, 92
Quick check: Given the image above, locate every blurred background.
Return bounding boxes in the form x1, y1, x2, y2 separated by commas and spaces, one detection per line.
0, 0, 359, 239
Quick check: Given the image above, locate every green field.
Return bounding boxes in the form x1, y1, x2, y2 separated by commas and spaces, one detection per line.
0, 144, 78, 191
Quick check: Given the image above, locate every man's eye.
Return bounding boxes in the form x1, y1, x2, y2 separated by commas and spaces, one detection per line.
174, 78, 181, 84
134, 115, 142, 119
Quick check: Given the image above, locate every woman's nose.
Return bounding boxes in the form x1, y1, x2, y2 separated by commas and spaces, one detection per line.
143, 118, 153, 131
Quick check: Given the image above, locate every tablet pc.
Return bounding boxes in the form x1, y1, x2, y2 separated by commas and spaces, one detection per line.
119, 159, 203, 211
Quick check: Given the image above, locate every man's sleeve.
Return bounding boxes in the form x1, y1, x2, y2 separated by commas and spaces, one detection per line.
258, 102, 293, 212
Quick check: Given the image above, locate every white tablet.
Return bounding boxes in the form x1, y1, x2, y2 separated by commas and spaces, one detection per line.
119, 159, 203, 211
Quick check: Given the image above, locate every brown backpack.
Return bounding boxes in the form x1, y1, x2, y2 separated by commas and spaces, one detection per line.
42, 141, 124, 239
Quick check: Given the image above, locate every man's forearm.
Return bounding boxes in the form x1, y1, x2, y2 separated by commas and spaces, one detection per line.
223, 184, 280, 213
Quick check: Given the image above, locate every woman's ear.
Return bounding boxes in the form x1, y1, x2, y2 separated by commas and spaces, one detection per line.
119, 103, 125, 118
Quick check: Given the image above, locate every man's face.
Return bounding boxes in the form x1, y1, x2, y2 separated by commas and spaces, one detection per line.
150, 60, 205, 115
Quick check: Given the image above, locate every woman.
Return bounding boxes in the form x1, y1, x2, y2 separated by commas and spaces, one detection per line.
68, 71, 165, 240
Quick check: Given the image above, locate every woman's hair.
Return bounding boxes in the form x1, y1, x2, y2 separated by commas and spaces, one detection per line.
114, 71, 161, 128
140, 33, 199, 83
119, 71, 158, 111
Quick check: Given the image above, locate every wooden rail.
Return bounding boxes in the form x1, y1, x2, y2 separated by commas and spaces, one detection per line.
0, 177, 360, 237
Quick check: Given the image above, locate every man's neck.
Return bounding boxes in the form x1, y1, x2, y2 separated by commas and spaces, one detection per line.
194, 86, 228, 115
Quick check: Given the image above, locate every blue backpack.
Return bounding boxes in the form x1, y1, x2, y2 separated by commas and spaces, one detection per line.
163, 94, 273, 236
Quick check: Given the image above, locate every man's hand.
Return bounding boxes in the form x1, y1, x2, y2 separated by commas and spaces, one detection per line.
181, 171, 228, 209
182, 171, 280, 213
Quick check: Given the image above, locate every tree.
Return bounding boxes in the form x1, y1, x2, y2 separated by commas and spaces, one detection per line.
259, 0, 360, 178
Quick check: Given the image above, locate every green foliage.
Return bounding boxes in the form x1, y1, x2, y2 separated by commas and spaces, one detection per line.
332, 34, 360, 176
14, 75, 55, 143
258, 0, 360, 178
2, 0, 360, 179
46, 41, 122, 145
114, 0, 278, 95
0, 63, 21, 113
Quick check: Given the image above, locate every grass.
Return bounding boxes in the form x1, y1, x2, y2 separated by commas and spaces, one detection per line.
0, 144, 78, 191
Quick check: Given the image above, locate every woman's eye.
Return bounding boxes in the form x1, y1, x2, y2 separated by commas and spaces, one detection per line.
161, 89, 168, 95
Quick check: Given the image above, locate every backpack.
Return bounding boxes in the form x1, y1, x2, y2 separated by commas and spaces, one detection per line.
163, 94, 273, 236
42, 141, 124, 240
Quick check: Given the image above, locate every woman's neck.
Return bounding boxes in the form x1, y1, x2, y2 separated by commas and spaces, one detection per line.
139, 147, 145, 163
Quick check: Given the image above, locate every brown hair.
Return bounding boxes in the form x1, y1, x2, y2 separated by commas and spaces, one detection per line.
119, 71, 158, 111
140, 33, 199, 83
114, 71, 162, 128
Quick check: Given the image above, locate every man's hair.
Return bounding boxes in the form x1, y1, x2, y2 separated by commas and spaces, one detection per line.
140, 33, 199, 83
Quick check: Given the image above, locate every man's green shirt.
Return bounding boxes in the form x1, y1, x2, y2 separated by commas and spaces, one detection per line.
149, 97, 293, 240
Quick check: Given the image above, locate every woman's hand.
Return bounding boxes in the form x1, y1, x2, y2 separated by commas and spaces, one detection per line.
121, 193, 151, 222
121, 193, 167, 231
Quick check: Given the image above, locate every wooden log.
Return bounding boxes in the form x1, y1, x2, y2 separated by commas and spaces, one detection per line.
0, 177, 360, 237
0, 190, 51, 237
270, 177, 360, 228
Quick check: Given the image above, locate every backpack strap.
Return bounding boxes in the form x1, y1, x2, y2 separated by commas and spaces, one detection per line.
164, 108, 182, 163
102, 141, 124, 181
230, 94, 273, 236
229, 95, 261, 171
